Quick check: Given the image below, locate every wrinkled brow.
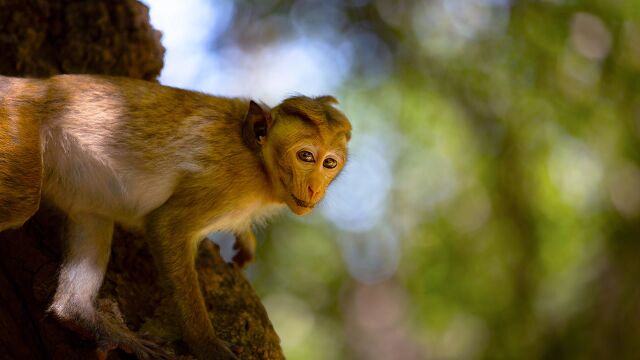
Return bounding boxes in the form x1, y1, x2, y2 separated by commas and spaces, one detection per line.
279, 96, 349, 125
282, 107, 319, 127
279, 99, 325, 125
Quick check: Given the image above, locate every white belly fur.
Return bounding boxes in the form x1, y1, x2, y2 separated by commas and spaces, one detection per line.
41, 127, 177, 227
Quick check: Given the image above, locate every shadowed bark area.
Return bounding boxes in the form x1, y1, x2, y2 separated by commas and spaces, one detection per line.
0, 1, 283, 359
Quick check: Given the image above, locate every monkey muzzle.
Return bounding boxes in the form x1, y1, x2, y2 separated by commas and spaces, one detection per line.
291, 194, 314, 208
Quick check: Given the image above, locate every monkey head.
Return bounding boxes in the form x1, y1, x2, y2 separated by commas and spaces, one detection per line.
243, 96, 352, 215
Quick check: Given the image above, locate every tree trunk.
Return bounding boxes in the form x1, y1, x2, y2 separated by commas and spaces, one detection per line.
0, 1, 283, 359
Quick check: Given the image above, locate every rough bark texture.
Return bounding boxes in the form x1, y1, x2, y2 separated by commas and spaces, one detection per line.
0, 1, 283, 359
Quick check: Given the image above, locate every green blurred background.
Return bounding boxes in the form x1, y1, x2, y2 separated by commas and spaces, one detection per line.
143, 0, 640, 358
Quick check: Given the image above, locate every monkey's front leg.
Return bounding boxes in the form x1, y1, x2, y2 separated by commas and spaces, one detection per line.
49, 214, 172, 359
146, 209, 238, 360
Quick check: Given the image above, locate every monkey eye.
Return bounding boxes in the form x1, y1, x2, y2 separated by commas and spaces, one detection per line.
323, 158, 338, 169
297, 150, 315, 162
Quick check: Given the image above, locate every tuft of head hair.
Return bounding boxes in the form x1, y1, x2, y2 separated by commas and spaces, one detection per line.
276, 95, 351, 138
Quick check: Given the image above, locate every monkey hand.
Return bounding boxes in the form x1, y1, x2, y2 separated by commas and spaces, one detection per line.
232, 230, 256, 268
232, 241, 254, 268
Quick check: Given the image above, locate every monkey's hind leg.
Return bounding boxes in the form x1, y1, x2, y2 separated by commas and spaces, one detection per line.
49, 214, 173, 359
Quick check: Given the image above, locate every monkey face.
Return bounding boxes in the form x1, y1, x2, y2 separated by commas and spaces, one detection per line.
264, 120, 349, 215
255, 96, 351, 215
244, 96, 351, 215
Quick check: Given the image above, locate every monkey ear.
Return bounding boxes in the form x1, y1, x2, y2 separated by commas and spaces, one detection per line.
315, 95, 338, 105
243, 100, 272, 149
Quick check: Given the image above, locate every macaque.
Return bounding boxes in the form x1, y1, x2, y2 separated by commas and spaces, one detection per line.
0, 74, 351, 359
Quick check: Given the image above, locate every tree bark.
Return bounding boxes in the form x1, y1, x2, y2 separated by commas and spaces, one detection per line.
0, 1, 283, 359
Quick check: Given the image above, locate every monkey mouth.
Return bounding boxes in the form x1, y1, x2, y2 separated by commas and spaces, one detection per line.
291, 194, 313, 208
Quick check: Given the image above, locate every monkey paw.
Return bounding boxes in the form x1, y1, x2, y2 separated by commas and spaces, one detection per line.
194, 337, 239, 360
95, 323, 176, 360
89, 299, 176, 359
232, 242, 255, 268
97, 335, 175, 360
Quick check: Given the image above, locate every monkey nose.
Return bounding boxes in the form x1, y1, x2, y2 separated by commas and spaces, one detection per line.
308, 186, 315, 200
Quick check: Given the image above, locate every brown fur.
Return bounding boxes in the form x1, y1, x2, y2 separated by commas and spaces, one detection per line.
0, 74, 351, 359
0, 76, 45, 230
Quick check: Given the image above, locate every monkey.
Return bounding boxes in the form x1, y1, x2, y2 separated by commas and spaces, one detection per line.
0, 74, 351, 359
